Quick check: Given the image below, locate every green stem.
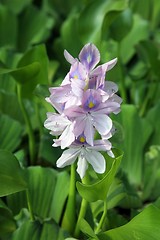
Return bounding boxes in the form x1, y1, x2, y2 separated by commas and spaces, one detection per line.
61, 163, 76, 233
17, 84, 36, 165
26, 189, 35, 221
74, 176, 88, 238
95, 201, 107, 234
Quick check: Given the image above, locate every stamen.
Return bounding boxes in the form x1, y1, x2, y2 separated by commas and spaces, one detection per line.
88, 101, 95, 108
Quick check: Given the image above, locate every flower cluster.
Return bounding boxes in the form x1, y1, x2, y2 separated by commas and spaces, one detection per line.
44, 43, 122, 178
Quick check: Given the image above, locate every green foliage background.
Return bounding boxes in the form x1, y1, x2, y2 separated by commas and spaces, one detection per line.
0, 0, 160, 239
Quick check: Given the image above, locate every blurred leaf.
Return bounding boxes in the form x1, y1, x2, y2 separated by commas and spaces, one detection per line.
143, 145, 160, 201
129, 0, 151, 20
7, 167, 69, 223
0, 199, 16, 235
0, 0, 32, 14
76, 149, 123, 202
0, 4, 17, 47
38, 132, 62, 165
78, 0, 128, 45
61, 13, 82, 57
12, 219, 66, 240
98, 205, 160, 240
136, 40, 160, 79
12, 44, 49, 98
0, 91, 24, 123
115, 104, 153, 185
0, 150, 27, 197
120, 14, 149, 64
109, 9, 133, 41
17, 5, 54, 51
146, 101, 160, 145
0, 114, 23, 151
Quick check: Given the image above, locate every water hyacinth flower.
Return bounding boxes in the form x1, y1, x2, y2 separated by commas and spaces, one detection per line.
44, 43, 122, 178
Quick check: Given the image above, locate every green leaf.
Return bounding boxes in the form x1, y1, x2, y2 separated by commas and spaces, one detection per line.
77, 0, 128, 45
0, 91, 24, 123
143, 145, 160, 201
109, 9, 133, 41
115, 104, 153, 185
7, 167, 69, 223
17, 5, 54, 51
0, 4, 17, 47
120, 14, 149, 64
79, 218, 98, 240
0, 150, 27, 197
0, 0, 32, 14
12, 219, 66, 240
98, 205, 160, 240
0, 199, 16, 235
0, 114, 23, 151
12, 44, 49, 98
76, 150, 123, 202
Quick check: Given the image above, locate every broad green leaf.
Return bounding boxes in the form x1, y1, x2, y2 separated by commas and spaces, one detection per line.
78, 0, 128, 45
109, 9, 133, 41
76, 150, 123, 202
0, 150, 27, 197
79, 218, 98, 240
11, 44, 49, 98
0, 0, 32, 14
143, 145, 160, 201
146, 100, 160, 145
12, 219, 66, 240
0, 199, 16, 235
115, 104, 152, 185
129, 0, 151, 20
17, 5, 54, 51
7, 167, 69, 223
0, 4, 17, 47
0, 114, 23, 151
0, 91, 24, 123
120, 14, 149, 64
98, 205, 160, 240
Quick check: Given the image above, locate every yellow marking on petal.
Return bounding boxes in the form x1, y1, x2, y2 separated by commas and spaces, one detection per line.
74, 75, 78, 79
88, 101, 95, 108
79, 136, 86, 143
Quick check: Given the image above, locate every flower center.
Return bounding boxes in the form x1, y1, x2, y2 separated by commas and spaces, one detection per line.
79, 136, 86, 143
88, 101, 95, 109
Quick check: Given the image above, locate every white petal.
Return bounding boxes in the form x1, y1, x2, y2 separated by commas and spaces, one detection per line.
85, 149, 106, 174
77, 153, 88, 179
56, 148, 80, 168
84, 117, 94, 146
107, 150, 115, 158
44, 114, 70, 133
92, 113, 112, 135
64, 50, 76, 64
59, 124, 75, 149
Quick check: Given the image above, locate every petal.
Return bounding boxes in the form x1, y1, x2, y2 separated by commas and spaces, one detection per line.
87, 139, 112, 151
69, 61, 87, 81
64, 106, 85, 118
64, 50, 76, 64
79, 43, 100, 71
77, 153, 88, 179
59, 124, 75, 149
104, 81, 118, 95
56, 148, 80, 168
44, 113, 70, 133
92, 113, 112, 135
74, 116, 86, 136
85, 149, 106, 174
84, 117, 94, 146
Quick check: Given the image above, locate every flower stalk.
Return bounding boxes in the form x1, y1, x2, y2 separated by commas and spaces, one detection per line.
61, 163, 76, 233
17, 84, 36, 165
